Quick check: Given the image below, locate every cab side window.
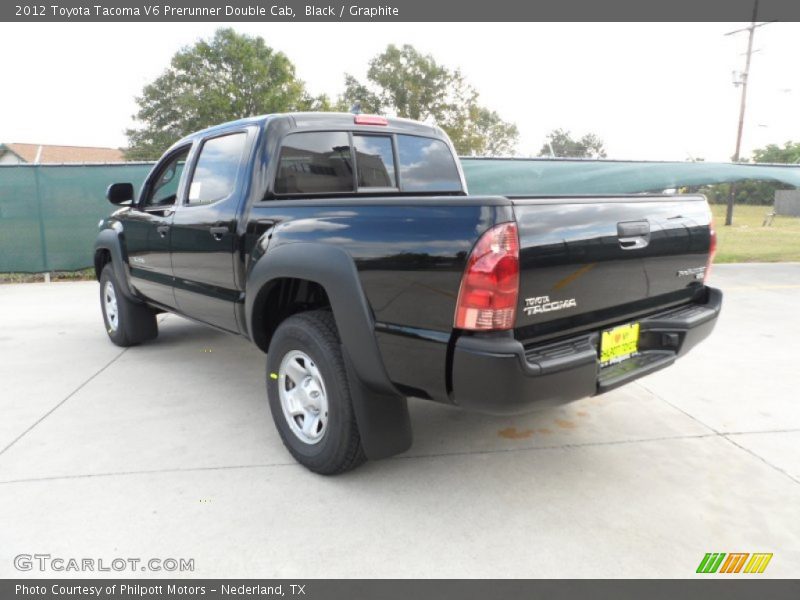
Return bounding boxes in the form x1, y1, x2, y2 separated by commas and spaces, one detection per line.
187, 133, 247, 206
144, 146, 190, 209
396, 135, 461, 192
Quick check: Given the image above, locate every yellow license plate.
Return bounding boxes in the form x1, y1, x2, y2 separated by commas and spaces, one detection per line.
600, 322, 640, 365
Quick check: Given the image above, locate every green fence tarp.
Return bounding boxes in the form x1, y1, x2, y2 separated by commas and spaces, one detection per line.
1, 159, 799, 273
461, 158, 800, 196
0, 164, 152, 272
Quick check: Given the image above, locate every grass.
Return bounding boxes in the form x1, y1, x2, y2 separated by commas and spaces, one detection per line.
0, 268, 94, 284
711, 204, 800, 263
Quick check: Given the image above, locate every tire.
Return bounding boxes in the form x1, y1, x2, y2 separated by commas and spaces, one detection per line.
266, 310, 366, 475
99, 264, 158, 347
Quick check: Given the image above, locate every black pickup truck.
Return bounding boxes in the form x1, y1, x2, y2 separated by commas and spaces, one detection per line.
96, 112, 721, 474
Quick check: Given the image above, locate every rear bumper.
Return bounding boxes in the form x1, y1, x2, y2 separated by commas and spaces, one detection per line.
451, 286, 722, 415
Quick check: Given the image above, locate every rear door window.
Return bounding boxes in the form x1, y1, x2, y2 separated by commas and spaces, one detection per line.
354, 134, 396, 189
187, 132, 247, 206
275, 132, 354, 194
396, 135, 462, 192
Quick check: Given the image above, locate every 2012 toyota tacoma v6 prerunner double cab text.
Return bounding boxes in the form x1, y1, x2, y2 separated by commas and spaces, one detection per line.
95, 112, 721, 474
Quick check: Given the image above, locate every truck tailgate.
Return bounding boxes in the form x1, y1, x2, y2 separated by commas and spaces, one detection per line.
511, 195, 713, 342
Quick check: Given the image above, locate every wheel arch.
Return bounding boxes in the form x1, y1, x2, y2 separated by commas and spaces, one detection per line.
246, 242, 412, 460
249, 277, 331, 354
246, 243, 390, 394
94, 228, 139, 302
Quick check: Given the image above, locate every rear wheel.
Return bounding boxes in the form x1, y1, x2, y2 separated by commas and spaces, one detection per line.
266, 310, 366, 474
99, 264, 158, 347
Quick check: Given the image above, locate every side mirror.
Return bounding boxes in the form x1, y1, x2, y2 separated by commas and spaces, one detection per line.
106, 182, 134, 205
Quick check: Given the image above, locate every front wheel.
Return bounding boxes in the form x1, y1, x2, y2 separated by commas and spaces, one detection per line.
266, 311, 366, 475
99, 264, 158, 347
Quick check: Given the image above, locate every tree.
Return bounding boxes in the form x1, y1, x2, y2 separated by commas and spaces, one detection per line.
339, 44, 518, 156
751, 141, 800, 164
125, 28, 316, 159
538, 128, 607, 158
698, 181, 792, 206
700, 141, 800, 207
340, 74, 382, 114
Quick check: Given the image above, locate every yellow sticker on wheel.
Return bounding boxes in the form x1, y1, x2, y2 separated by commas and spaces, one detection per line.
600, 322, 640, 365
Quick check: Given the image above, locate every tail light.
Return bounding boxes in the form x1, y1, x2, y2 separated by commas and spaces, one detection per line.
704, 216, 717, 283
455, 222, 520, 330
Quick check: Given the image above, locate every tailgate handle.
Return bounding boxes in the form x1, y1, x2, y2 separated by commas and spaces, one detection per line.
618, 220, 650, 250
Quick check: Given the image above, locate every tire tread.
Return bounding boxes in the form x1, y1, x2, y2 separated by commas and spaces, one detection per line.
100, 264, 158, 347
267, 310, 366, 475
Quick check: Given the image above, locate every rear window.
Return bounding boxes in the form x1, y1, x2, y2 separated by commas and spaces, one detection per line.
354, 134, 396, 188
396, 135, 461, 192
275, 132, 354, 194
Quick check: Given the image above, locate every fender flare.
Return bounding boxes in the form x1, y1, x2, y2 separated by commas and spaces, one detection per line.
94, 228, 140, 302
245, 242, 411, 459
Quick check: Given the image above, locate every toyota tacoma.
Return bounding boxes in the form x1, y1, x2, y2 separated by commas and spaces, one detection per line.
95, 113, 721, 474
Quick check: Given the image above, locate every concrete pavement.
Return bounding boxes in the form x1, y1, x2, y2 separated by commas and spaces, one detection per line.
1, 264, 799, 577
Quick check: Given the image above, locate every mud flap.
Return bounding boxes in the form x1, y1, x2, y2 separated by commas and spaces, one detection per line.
343, 348, 412, 460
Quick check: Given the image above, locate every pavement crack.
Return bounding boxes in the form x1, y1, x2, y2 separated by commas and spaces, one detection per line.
0, 349, 128, 457
0, 461, 298, 485
0, 433, 726, 485
394, 432, 722, 463
636, 381, 721, 435
725, 428, 800, 436
636, 381, 800, 487
721, 434, 800, 486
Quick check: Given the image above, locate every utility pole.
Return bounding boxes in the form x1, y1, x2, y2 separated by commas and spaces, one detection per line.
724, 0, 771, 226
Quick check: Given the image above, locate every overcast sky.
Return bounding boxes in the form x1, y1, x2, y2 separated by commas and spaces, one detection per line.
2, 22, 798, 161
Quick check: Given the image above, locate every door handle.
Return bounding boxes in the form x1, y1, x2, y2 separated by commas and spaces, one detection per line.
209, 226, 228, 241
156, 224, 170, 238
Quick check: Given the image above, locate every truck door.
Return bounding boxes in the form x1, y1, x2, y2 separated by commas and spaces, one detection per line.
169, 129, 252, 333
125, 145, 191, 308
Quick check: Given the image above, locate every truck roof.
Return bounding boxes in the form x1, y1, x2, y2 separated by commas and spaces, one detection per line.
175, 112, 447, 148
